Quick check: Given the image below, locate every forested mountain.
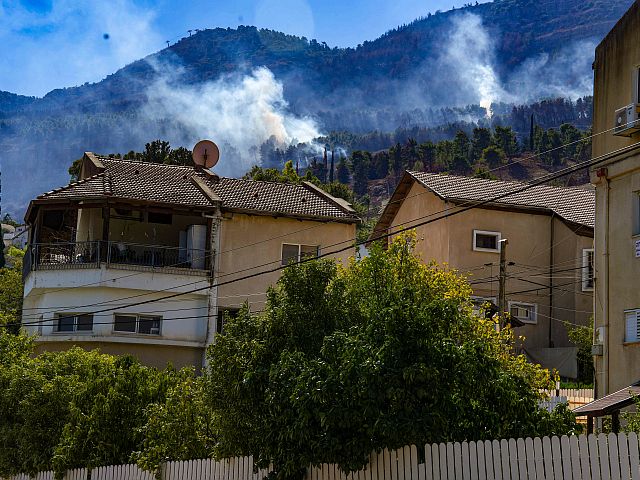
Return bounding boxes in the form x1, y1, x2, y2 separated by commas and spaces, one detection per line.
0, 0, 633, 215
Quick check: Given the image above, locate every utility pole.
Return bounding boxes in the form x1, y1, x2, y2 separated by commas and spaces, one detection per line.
498, 238, 509, 329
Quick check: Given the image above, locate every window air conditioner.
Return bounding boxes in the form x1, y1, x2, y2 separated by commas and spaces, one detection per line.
614, 103, 640, 136
150, 327, 160, 335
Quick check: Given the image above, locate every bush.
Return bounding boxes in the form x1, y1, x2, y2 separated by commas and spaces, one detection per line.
205, 233, 579, 480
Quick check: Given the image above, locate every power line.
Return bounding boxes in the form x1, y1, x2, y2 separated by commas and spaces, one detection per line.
19, 119, 608, 309
15, 140, 638, 329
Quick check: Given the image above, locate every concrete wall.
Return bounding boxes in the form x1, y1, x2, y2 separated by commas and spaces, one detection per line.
216, 213, 356, 312
592, 3, 640, 159
591, 2, 640, 397
387, 182, 593, 352
23, 267, 210, 369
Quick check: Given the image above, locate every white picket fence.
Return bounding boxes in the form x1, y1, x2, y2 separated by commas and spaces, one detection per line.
5, 432, 640, 480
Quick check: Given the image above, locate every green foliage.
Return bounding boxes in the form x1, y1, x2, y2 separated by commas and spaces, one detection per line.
622, 396, 640, 434
205, 234, 579, 480
0, 333, 197, 478
0, 260, 23, 332
133, 373, 216, 473
480, 145, 507, 168
567, 319, 595, 384
244, 160, 302, 183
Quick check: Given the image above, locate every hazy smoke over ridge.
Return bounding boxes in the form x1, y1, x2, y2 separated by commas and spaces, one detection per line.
437, 13, 594, 111
144, 66, 321, 177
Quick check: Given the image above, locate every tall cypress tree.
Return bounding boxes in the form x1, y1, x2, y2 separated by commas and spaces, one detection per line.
529, 114, 535, 152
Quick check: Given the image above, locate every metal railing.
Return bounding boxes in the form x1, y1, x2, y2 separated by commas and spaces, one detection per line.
107, 242, 206, 270
29, 241, 209, 272
32, 241, 100, 269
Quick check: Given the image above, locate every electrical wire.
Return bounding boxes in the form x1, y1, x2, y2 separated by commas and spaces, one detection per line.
13, 139, 639, 329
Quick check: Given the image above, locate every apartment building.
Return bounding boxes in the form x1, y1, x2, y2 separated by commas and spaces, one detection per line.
371, 171, 594, 377
22, 152, 359, 369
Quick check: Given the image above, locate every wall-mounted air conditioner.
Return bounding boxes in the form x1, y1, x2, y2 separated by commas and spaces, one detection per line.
614, 103, 640, 136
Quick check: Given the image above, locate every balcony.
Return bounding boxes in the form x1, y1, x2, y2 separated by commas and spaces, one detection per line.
27, 241, 210, 275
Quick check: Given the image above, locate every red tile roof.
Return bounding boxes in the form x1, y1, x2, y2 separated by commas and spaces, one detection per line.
36, 156, 359, 223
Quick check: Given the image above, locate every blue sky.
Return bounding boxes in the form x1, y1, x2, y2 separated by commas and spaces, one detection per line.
0, 0, 490, 97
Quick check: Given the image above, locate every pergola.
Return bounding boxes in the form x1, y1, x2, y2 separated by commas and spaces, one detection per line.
573, 382, 640, 434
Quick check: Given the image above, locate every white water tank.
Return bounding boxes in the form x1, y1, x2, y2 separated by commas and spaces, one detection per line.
187, 225, 207, 270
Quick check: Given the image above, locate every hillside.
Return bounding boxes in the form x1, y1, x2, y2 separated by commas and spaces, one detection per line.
0, 0, 634, 215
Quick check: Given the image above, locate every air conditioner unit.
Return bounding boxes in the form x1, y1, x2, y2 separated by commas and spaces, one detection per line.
150, 327, 160, 335
614, 103, 640, 136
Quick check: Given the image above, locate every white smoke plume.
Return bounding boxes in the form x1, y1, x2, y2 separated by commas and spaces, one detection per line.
434, 13, 594, 113
439, 13, 514, 111
143, 66, 322, 177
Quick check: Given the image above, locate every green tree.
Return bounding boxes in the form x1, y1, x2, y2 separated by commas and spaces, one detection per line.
471, 127, 492, 161
205, 234, 579, 480
492, 126, 519, 157
351, 151, 371, 196
480, 145, 506, 168
567, 319, 594, 385
336, 157, 350, 184
0, 260, 23, 332
133, 373, 216, 473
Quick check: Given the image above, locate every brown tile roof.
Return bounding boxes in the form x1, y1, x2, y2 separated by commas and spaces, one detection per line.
37, 156, 359, 222
370, 171, 594, 243
407, 171, 595, 228
573, 383, 640, 416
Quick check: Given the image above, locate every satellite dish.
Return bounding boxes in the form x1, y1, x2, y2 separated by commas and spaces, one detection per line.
192, 140, 220, 169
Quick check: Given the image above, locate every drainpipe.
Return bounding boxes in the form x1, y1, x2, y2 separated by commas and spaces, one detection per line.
596, 168, 610, 398
549, 212, 555, 348
203, 213, 222, 368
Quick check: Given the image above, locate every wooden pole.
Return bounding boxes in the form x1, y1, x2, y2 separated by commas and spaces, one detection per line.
498, 238, 509, 328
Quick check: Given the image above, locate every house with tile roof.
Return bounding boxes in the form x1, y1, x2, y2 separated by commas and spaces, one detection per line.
371, 170, 595, 378
22, 152, 359, 369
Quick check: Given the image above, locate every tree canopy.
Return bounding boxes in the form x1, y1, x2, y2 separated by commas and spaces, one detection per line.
205, 234, 580, 479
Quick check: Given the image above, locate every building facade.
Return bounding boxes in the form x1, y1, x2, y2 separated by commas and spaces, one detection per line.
591, 2, 640, 398
372, 171, 594, 378
22, 153, 358, 369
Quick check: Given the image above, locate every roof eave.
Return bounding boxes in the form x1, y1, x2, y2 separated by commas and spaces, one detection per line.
222, 206, 359, 224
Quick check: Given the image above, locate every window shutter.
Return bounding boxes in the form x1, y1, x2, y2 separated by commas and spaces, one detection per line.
636, 311, 640, 342
626, 310, 638, 342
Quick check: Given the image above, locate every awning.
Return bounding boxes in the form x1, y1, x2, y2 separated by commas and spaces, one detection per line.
573, 382, 640, 417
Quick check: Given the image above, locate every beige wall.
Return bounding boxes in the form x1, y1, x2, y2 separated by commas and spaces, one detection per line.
592, 156, 640, 397
34, 341, 204, 371
592, 3, 640, 159
388, 182, 593, 351
217, 213, 357, 312
591, 2, 640, 397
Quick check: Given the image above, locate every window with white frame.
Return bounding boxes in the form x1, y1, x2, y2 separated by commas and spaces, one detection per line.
625, 309, 640, 343
217, 307, 240, 335
114, 314, 161, 335
471, 296, 497, 314
281, 243, 319, 266
473, 230, 501, 252
508, 302, 537, 324
55, 313, 93, 333
582, 249, 594, 291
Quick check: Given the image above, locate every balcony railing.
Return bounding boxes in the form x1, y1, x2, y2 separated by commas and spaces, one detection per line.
32, 241, 100, 269
29, 241, 209, 273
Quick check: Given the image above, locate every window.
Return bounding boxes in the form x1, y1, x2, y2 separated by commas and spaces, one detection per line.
55, 313, 93, 333
473, 230, 501, 252
114, 314, 161, 335
626, 309, 640, 343
508, 302, 537, 324
217, 307, 240, 335
471, 297, 497, 317
281, 243, 319, 266
582, 249, 594, 291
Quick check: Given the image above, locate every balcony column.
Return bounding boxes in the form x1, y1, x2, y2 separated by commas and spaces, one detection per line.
101, 204, 110, 263
203, 211, 222, 367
